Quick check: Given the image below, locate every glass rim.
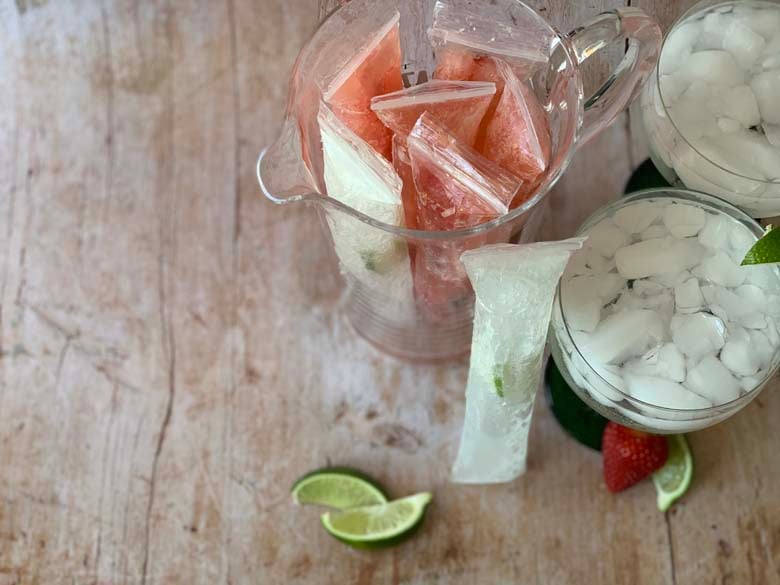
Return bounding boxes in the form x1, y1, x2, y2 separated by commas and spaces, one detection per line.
554, 187, 780, 416
655, 0, 780, 186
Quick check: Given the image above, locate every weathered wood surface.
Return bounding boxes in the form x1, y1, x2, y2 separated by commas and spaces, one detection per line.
0, 0, 777, 583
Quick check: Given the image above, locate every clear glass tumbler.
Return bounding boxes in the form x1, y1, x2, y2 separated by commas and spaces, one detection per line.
549, 188, 780, 433
637, 0, 780, 218
258, 0, 661, 361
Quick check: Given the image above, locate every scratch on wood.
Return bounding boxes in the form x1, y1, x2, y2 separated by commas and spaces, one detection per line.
665, 511, 677, 585
94, 382, 119, 577
0, 119, 20, 360
141, 5, 178, 583
99, 0, 115, 218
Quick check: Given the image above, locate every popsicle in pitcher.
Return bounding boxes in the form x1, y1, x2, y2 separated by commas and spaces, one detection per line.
370, 80, 496, 146
407, 113, 521, 319
323, 9, 403, 160
318, 103, 413, 302
429, 0, 552, 200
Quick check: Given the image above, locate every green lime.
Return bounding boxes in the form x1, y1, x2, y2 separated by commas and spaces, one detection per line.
652, 435, 693, 512
321, 492, 432, 549
291, 467, 388, 509
741, 225, 779, 266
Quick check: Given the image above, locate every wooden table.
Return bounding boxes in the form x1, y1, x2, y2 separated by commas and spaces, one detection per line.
1, 0, 778, 583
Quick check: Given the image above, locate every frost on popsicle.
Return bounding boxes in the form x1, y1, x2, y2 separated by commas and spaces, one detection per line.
370, 80, 496, 147
323, 9, 403, 160
451, 238, 585, 484
428, 0, 553, 203
551, 196, 780, 433
318, 103, 413, 299
407, 113, 521, 318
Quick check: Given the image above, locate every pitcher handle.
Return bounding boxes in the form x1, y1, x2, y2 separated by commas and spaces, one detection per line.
566, 7, 661, 146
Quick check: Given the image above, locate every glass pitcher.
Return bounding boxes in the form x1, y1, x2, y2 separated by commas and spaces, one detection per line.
258, 0, 661, 361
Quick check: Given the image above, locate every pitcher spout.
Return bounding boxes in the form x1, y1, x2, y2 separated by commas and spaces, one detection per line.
257, 117, 320, 205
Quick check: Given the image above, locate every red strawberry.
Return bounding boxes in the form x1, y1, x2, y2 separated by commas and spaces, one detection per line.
602, 422, 668, 493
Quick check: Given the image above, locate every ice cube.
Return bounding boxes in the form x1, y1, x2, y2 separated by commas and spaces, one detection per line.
749, 329, 775, 369
708, 85, 761, 128
616, 237, 706, 279
613, 201, 660, 234
751, 70, 780, 124
744, 264, 780, 291
587, 219, 631, 259
624, 373, 712, 409
723, 20, 766, 70
641, 224, 670, 240
675, 277, 704, 313
737, 6, 780, 41
729, 223, 757, 259
740, 376, 760, 393
717, 117, 742, 133
698, 12, 728, 50
562, 278, 602, 333
738, 283, 768, 308
452, 238, 585, 483
683, 51, 746, 86
660, 73, 691, 104
633, 279, 666, 297
721, 337, 760, 377
764, 123, 780, 147
623, 342, 687, 382
661, 22, 701, 74
694, 251, 747, 287
588, 361, 627, 403
713, 287, 758, 322
662, 202, 706, 237
766, 317, 780, 345
670, 82, 721, 140
672, 140, 762, 202
670, 312, 727, 359
741, 312, 767, 329
651, 270, 692, 288
762, 34, 780, 58
562, 273, 627, 332
685, 355, 741, 404
698, 212, 731, 249
371, 80, 496, 146
580, 309, 666, 365
710, 130, 780, 183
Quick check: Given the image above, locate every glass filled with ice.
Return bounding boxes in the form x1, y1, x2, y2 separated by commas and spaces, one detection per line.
638, 0, 780, 218
259, 0, 661, 360
550, 188, 780, 433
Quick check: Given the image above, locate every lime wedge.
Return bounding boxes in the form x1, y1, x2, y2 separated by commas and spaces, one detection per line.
652, 435, 693, 512
741, 225, 779, 266
321, 492, 432, 549
292, 467, 388, 509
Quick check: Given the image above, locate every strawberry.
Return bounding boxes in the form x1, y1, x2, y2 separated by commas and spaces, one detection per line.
602, 422, 668, 493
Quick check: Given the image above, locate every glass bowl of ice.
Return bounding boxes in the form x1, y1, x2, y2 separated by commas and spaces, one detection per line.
549, 188, 780, 434
637, 0, 780, 218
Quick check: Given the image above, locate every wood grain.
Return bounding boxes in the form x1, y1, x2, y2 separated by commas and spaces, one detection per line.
0, 0, 777, 584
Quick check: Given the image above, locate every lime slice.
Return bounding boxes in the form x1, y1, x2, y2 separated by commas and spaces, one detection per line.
652, 435, 693, 512
321, 492, 432, 549
291, 467, 388, 509
741, 225, 779, 266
